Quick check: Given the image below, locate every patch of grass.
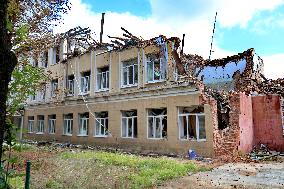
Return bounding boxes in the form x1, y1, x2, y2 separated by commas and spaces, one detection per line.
45, 179, 64, 188
60, 151, 207, 188
12, 143, 37, 152
8, 176, 24, 189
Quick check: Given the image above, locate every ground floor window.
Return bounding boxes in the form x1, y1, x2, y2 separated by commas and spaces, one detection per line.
178, 106, 206, 141
37, 115, 44, 133
48, 115, 56, 134
28, 116, 34, 133
79, 113, 89, 136
121, 110, 137, 138
148, 108, 167, 139
63, 114, 73, 135
95, 112, 108, 137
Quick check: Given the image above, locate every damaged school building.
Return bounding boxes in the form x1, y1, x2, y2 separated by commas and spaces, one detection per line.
19, 27, 284, 157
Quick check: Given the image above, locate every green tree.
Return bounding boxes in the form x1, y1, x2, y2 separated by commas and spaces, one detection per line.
0, 0, 70, 163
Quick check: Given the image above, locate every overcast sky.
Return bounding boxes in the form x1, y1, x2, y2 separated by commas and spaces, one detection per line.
54, 0, 284, 79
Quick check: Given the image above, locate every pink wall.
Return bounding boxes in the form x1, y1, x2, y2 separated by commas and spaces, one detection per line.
238, 93, 254, 153
252, 95, 284, 151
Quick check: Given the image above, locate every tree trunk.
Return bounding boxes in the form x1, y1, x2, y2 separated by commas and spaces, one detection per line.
0, 0, 18, 163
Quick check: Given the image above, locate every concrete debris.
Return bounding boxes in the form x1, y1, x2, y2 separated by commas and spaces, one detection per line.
250, 144, 282, 161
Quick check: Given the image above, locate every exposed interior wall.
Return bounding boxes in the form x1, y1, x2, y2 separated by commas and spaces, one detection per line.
252, 95, 284, 151
238, 93, 254, 153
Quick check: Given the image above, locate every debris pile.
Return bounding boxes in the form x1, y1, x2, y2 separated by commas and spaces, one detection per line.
255, 78, 284, 97
250, 144, 284, 161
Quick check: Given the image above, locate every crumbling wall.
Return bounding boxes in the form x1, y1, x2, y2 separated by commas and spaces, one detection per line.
213, 93, 242, 157
252, 95, 284, 151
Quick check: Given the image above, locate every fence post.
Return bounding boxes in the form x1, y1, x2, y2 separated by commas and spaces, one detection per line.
25, 161, 31, 189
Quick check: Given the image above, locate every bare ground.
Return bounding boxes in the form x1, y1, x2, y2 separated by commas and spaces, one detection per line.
160, 162, 284, 189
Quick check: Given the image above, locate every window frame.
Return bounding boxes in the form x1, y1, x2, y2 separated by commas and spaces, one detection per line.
37, 118, 44, 134
28, 119, 34, 133
80, 73, 90, 95
121, 113, 137, 138
48, 118, 56, 134
63, 116, 73, 136
147, 109, 167, 139
78, 114, 89, 136
94, 113, 108, 137
67, 77, 74, 96
178, 112, 206, 141
146, 57, 165, 83
96, 68, 109, 91
51, 80, 58, 98
121, 60, 138, 88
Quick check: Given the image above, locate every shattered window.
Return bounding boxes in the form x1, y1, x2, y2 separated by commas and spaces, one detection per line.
97, 67, 109, 91
38, 85, 46, 101
178, 106, 206, 141
28, 116, 34, 133
67, 75, 74, 96
48, 115, 56, 134
122, 59, 138, 87
79, 113, 89, 136
63, 114, 73, 135
80, 71, 90, 94
55, 46, 60, 63
95, 112, 108, 137
43, 51, 48, 68
51, 79, 58, 97
146, 54, 166, 82
121, 110, 137, 138
148, 108, 167, 139
37, 115, 44, 133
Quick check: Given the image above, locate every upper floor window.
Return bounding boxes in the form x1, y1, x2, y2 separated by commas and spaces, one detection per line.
51, 46, 60, 65
63, 114, 73, 136
42, 51, 48, 68
55, 46, 60, 63
122, 59, 138, 87
95, 112, 108, 137
28, 116, 34, 133
148, 108, 167, 139
30, 94, 36, 101
178, 106, 206, 141
67, 75, 74, 96
51, 79, 58, 98
146, 54, 166, 83
79, 113, 89, 136
80, 71, 90, 94
48, 115, 56, 134
38, 85, 46, 102
97, 67, 109, 91
121, 110, 137, 138
32, 56, 38, 67
37, 115, 44, 133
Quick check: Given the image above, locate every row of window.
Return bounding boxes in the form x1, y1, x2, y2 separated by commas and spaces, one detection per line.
27, 107, 206, 140
31, 54, 166, 101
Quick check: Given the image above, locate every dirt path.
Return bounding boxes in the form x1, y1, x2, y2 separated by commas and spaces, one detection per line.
160, 162, 284, 189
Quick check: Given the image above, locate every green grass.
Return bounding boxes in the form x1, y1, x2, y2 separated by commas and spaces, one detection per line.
60, 151, 207, 188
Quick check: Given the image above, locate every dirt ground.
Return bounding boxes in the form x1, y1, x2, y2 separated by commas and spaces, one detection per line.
160, 162, 284, 189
